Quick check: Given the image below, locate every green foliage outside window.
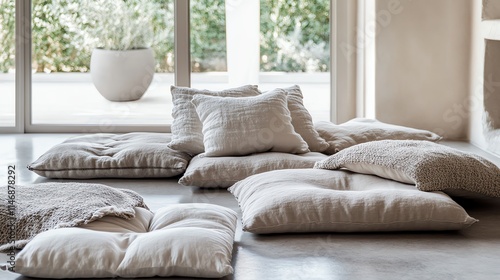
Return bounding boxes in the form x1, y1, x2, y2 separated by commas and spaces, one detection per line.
0, 0, 329, 74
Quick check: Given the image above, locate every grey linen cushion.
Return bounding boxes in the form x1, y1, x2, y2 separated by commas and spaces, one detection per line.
280, 85, 329, 152
28, 133, 191, 179
168, 85, 261, 155
314, 140, 500, 197
314, 118, 442, 154
229, 169, 477, 234
191, 89, 309, 157
179, 152, 327, 188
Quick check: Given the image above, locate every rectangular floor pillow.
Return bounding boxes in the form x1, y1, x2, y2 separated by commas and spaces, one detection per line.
229, 169, 477, 234
179, 152, 327, 188
28, 133, 192, 179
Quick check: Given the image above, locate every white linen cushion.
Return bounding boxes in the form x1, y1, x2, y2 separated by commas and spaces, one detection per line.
280, 85, 329, 152
28, 133, 191, 179
15, 204, 237, 279
314, 140, 500, 197
314, 118, 442, 154
229, 169, 477, 234
179, 152, 327, 188
192, 89, 309, 156
169, 85, 261, 155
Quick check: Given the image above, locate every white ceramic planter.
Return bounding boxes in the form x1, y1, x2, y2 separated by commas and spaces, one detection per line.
90, 48, 155, 102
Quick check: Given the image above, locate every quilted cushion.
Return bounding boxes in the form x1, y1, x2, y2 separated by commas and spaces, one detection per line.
28, 133, 192, 179
229, 169, 477, 234
14, 204, 238, 279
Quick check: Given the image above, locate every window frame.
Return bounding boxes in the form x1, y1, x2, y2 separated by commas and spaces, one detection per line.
1, 0, 355, 133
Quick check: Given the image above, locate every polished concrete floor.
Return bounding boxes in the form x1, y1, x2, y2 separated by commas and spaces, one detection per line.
1, 134, 500, 280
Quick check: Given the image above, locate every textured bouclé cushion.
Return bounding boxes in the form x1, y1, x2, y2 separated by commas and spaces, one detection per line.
168, 85, 261, 155
27, 133, 191, 179
314, 118, 442, 154
192, 89, 309, 157
14, 204, 238, 279
314, 140, 500, 197
229, 169, 477, 234
179, 152, 327, 188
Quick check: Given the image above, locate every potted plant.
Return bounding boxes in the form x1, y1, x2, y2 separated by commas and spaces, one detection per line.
78, 0, 161, 102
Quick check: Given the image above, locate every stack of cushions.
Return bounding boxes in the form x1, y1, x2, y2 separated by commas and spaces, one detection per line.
27, 84, 447, 188
169, 84, 262, 155
172, 84, 330, 187
12, 204, 238, 278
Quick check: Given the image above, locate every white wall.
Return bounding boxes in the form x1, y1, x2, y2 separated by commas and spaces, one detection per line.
369, 0, 472, 140
469, 0, 486, 149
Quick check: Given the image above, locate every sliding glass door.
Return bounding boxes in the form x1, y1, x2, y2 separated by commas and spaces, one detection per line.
3, 0, 334, 133
30, 0, 174, 129
191, 0, 331, 122
0, 0, 15, 128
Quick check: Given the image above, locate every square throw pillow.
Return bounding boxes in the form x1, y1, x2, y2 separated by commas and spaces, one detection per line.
168, 85, 261, 155
179, 152, 327, 188
229, 169, 477, 234
314, 118, 442, 154
280, 85, 329, 152
192, 88, 309, 157
314, 140, 500, 197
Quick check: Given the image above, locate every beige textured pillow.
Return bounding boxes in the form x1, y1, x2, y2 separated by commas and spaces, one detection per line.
229, 169, 477, 234
179, 152, 327, 188
314, 118, 442, 154
168, 85, 261, 155
280, 85, 329, 152
192, 89, 309, 157
314, 140, 500, 197
27, 133, 192, 179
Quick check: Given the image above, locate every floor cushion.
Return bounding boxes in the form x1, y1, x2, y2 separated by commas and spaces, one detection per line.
28, 132, 192, 179
314, 118, 442, 154
229, 169, 477, 234
13, 204, 238, 279
179, 152, 327, 188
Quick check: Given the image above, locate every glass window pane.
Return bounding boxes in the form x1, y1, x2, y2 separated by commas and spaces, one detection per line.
0, 0, 16, 127
31, 0, 174, 126
191, 0, 330, 122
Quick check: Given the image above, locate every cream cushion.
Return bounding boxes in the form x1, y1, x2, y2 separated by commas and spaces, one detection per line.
179, 152, 327, 188
314, 140, 500, 197
169, 85, 261, 155
229, 169, 477, 234
314, 118, 442, 154
280, 85, 329, 152
27, 133, 191, 179
15, 204, 237, 279
192, 89, 309, 156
